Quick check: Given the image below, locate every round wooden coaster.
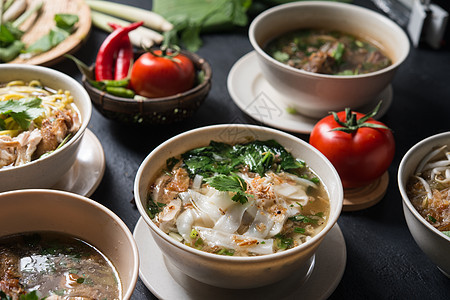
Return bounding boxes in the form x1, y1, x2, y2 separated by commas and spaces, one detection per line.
8, 0, 91, 66
342, 172, 389, 211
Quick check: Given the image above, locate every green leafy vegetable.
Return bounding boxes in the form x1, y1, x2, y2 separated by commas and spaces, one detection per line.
147, 197, 166, 219
428, 215, 437, 223
0, 97, 44, 130
205, 174, 249, 203
154, 0, 352, 51
19, 291, 39, 300
0, 291, 12, 300
25, 13, 79, 55
443, 231, 450, 237
182, 139, 304, 178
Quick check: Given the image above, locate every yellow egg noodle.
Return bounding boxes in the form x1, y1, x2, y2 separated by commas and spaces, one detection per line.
0, 80, 80, 168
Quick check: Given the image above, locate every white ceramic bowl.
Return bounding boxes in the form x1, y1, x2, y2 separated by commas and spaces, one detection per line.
0, 189, 139, 298
134, 124, 343, 289
249, 1, 410, 118
0, 64, 92, 192
398, 132, 450, 277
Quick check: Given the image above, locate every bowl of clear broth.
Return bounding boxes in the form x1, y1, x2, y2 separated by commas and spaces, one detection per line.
0, 189, 139, 299
134, 124, 343, 289
0, 64, 91, 192
249, 1, 410, 118
398, 131, 450, 277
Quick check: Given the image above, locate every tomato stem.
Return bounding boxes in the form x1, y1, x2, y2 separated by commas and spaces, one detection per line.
331, 101, 391, 133
145, 44, 181, 63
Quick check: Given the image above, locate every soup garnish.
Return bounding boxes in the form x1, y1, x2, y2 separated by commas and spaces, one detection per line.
147, 140, 330, 256
265, 28, 391, 75
0, 80, 81, 169
0, 231, 121, 299
406, 145, 450, 237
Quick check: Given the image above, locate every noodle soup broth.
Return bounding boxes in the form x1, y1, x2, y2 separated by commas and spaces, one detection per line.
146, 139, 331, 257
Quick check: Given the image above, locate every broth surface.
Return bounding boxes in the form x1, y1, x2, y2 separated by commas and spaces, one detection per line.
265, 28, 391, 75
0, 231, 121, 299
147, 140, 330, 256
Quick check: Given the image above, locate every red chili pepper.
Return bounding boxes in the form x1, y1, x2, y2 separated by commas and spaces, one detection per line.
109, 23, 134, 80
95, 21, 143, 81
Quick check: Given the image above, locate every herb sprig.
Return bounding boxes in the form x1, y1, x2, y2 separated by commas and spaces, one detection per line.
180, 140, 306, 204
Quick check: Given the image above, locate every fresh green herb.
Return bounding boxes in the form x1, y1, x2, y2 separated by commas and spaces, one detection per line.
166, 157, 180, 171
182, 139, 304, 179
194, 237, 204, 247
274, 233, 293, 250
216, 248, 235, 256
289, 213, 323, 224
331, 42, 345, 63
294, 227, 305, 234
76, 277, 85, 284
428, 215, 437, 223
443, 231, 450, 238
147, 197, 165, 219
0, 97, 44, 130
25, 14, 79, 55
189, 228, 199, 239
19, 291, 39, 300
204, 174, 249, 204
0, 291, 12, 300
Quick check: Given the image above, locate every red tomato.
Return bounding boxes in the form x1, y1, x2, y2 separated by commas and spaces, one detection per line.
130, 48, 195, 98
309, 106, 395, 189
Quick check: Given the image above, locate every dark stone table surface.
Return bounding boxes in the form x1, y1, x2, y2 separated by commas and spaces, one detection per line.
50, 0, 450, 298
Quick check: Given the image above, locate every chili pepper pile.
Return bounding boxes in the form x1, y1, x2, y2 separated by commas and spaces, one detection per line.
92, 21, 143, 98
89, 20, 196, 99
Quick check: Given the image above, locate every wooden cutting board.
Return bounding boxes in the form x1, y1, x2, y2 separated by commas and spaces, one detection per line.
8, 0, 91, 66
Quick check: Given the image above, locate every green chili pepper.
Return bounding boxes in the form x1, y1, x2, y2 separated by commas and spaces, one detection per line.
105, 86, 135, 98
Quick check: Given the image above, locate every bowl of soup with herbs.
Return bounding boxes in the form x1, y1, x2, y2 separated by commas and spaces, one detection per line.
134, 124, 343, 289
0, 189, 139, 299
398, 132, 450, 277
249, 1, 409, 118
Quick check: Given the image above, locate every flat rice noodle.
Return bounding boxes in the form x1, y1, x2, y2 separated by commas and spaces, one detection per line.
273, 182, 309, 205
179, 189, 235, 222
244, 209, 274, 239
283, 173, 318, 189
213, 202, 252, 233
194, 226, 274, 255
176, 209, 213, 241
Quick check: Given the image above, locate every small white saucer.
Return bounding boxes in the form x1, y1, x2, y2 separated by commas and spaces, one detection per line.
227, 51, 393, 134
133, 217, 347, 300
51, 129, 105, 197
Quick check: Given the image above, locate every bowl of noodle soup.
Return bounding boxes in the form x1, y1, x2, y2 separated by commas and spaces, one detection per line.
398, 131, 450, 277
0, 64, 91, 192
134, 124, 343, 289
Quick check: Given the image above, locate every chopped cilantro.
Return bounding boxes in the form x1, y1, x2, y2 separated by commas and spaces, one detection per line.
274, 234, 293, 250
19, 291, 39, 300
0, 97, 44, 130
216, 248, 235, 256
289, 213, 323, 224
76, 277, 85, 284
294, 227, 306, 234
443, 231, 450, 238
428, 215, 437, 223
147, 197, 165, 219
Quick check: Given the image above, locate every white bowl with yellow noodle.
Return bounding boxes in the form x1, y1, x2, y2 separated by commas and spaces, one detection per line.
398, 131, 450, 277
0, 189, 139, 299
0, 64, 91, 192
134, 124, 343, 289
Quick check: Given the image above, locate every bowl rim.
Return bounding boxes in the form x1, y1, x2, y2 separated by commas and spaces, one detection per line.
134, 124, 343, 262
0, 64, 92, 172
248, 0, 410, 80
82, 50, 212, 104
0, 188, 140, 299
398, 131, 450, 242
